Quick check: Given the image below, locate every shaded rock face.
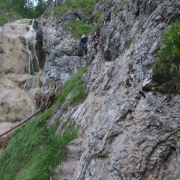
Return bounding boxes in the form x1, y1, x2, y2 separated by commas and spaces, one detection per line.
41, 0, 180, 179
37, 2, 87, 89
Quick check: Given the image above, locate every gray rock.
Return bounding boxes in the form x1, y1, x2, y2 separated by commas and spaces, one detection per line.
38, 0, 180, 179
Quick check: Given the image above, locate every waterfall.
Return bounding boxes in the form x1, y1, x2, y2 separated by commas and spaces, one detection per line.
30, 19, 35, 31
33, 32, 40, 70
22, 80, 27, 98
22, 19, 41, 114
25, 37, 34, 74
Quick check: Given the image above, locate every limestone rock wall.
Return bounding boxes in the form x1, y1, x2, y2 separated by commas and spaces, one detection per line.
37, 3, 88, 91
0, 19, 43, 127
38, 0, 180, 179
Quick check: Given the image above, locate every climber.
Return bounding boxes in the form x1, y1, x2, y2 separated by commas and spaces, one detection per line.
80, 34, 87, 47
94, 39, 99, 53
93, 32, 98, 42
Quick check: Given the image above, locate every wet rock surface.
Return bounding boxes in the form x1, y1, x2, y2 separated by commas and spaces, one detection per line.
0, 19, 43, 125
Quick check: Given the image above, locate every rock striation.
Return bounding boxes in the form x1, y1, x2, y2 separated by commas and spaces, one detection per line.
1, 0, 180, 179
37, 0, 180, 179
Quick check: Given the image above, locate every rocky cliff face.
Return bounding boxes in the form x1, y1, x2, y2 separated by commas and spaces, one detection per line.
0, 19, 44, 133
37, 2, 87, 93
1, 0, 180, 179
38, 0, 180, 179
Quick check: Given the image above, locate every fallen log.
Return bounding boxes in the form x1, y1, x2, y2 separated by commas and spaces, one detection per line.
0, 109, 42, 138
0, 83, 57, 140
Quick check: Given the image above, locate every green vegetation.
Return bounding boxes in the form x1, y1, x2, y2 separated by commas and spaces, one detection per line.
53, 0, 96, 18
0, 109, 78, 180
63, 20, 93, 38
55, 66, 88, 106
126, 37, 136, 49
0, 49, 4, 53
0, 11, 22, 26
114, 1, 129, 13
160, 0, 168, 5
126, 78, 130, 85
53, 0, 97, 38
39, 80, 43, 88
0, 0, 53, 26
94, 10, 102, 21
153, 21, 180, 93
94, 16, 104, 30
5, 68, 14, 74
44, 39, 47, 46
0, 67, 88, 179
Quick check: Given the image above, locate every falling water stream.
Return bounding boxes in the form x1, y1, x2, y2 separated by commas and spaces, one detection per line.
22, 19, 41, 114
25, 37, 34, 74
33, 32, 40, 70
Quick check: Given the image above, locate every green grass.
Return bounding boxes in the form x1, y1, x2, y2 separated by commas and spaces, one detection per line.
53, 0, 96, 19
44, 39, 47, 46
39, 80, 43, 88
94, 10, 102, 21
55, 66, 88, 106
0, 108, 78, 180
63, 20, 93, 38
152, 21, 180, 93
53, 0, 97, 38
126, 37, 136, 49
0, 49, 4, 53
114, 1, 129, 13
94, 16, 103, 30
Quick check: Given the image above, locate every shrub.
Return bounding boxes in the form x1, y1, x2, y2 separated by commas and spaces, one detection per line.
54, 0, 97, 37
63, 20, 93, 38
53, 0, 96, 19
39, 80, 43, 88
0, 49, 4, 53
152, 21, 180, 93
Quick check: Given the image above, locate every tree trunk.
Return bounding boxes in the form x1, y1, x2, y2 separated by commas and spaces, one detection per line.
0, 109, 42, 138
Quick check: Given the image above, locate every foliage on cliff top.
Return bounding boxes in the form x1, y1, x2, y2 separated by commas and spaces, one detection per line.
55, 66, 88, 106
52, 0, 97, 38
153, 21, 180, 93
63, 20, 93, 38
53, 0, 96, 18
0, 108, 78, 180
0, 0, 53, 25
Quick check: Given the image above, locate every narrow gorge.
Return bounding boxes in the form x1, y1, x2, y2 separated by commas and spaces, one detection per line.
1, 0, 180, 180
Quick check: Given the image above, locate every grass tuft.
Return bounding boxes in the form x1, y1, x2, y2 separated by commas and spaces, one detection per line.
63, 20, 93, 38
55, 66, 88, 107
53, 0, 96, 19
152, 21, 180, 93
53, 0, 97, 38
94, 16, 103, 30
0, 108, 78, 180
